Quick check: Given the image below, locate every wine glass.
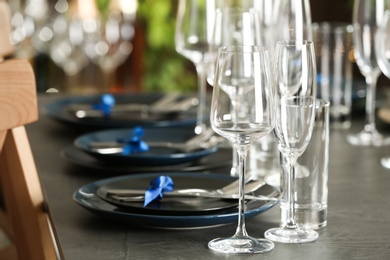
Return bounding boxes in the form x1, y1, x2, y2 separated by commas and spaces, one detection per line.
84, 3, 136, 92
273, 0, 313, 43
347, 0, 390, 146
375, 10, 390, 168
208, 45, 275, 254
264, 40, 318, 243
207, 2, 263, 176
175, 0, 216, 135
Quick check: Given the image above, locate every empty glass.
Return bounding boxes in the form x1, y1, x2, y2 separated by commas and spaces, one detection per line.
264, 40, 318, 243
375, 10, 390, 168
347, 0, 390, 146
208, 45, 275, 254
175, 0, 216, 134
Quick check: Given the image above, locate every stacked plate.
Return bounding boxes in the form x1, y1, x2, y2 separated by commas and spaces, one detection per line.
73, 172, 280, 229
45, 93, 231, 173
45, 94, 280, 228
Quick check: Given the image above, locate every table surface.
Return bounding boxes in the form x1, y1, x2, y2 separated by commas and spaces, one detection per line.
26, 93, 390, 260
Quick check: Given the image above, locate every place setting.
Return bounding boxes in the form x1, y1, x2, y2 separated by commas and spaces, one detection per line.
61, 125, 232, 174
44, 92, 201, 129
73, 172, 280, 229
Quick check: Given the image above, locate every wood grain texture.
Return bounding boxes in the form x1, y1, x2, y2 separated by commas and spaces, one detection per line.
0, 59, 37, 131
0, 1, 14, 57
0, 127, 58, 260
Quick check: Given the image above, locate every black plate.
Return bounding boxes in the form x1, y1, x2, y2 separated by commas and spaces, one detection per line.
60, 146, 232, 173
73, 172, 280, 229
44, 93, 198, 129
96, 174, 241, 215
73, 128, 218, 166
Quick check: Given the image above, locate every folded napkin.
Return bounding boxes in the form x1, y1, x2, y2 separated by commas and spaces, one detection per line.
117, 126, 149, 155
144, 176, 174, 207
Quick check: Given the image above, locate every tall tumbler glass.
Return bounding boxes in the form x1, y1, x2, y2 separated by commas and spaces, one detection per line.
313, 22, 354, 130
282, 99, 330, 230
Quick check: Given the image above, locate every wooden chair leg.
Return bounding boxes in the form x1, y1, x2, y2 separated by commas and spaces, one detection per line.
0, 127, 58, 260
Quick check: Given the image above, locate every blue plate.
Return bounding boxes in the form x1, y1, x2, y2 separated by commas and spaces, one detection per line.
73, 172, 280, 229
74, 128, 218, 166
44, 93, 198, 129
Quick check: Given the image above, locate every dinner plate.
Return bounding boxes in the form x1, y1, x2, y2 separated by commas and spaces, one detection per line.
73, 172, 280, 229
74, 128, 218, 166
61, 146, 231, 173
73, 128, 218, 166
44, 93, 198, 129
96, 174, 240, 215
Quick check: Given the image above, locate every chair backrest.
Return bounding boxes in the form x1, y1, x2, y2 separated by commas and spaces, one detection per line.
0, 1, 58, 259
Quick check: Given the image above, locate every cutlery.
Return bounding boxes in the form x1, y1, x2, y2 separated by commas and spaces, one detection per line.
68, 93, 197, 118
106, 176, 262, 197
104, 177, 279, 202
88, 128, 218, 153
109, 193, 278, 202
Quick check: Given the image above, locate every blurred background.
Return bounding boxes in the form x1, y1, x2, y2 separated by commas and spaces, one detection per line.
5, 0, 389, 95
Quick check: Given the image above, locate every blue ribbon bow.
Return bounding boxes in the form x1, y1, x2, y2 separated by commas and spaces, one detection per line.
92, 94, 116, 117
144, 176, 174, 207
117, 126, 149, 155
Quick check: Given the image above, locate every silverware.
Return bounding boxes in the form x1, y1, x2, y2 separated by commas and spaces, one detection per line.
104, 177, 278, 202
89, 128, 218, 153
68, 93, 197, 118
106, 176, 262, 197
109, 193, 278, 202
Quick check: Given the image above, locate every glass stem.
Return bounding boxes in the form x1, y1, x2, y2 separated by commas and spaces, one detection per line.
234, 144, 249, 238
364, 74, 379, 133
285, 156, 298, 229
194, 63, 207, 135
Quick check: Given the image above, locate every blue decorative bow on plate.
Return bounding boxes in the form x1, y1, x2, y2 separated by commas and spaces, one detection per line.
144, 176, 174, 206
117, 126, 150, 155
92, 94, 116, 117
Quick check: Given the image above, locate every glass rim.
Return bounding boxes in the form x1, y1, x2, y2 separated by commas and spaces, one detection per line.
281, 96, 316, 107
218, 45, 269, 53
315, 98, 330, 109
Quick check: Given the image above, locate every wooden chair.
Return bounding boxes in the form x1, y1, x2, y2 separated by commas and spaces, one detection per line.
0, 1, 58, 259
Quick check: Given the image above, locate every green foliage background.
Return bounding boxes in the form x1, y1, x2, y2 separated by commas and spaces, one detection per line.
136, 0, 197, 92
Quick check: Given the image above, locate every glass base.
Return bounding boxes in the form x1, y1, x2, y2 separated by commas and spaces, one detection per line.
347, 129, 390, 146
264, 227, 318, 244
208, 235, 274, 254
381, 157, 390, 169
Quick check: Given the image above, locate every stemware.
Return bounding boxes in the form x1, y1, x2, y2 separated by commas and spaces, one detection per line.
375, 10, 390, 168
273, 0, 313, 43
84, 1, 136, 92
207, 2, 263, 176
264, 40, 318, 243
347, 0, 390, 146
175, 0, 216, 135
208, 45, 275, 254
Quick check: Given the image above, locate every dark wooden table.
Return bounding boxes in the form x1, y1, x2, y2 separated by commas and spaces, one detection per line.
27, 93, 390, 259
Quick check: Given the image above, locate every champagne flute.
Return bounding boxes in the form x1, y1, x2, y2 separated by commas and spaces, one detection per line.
175, 0, 216, 134
208, 45, 275, 254
347, 0, 389, 146
375, 10, 390, 168
264, 40, 318, 243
